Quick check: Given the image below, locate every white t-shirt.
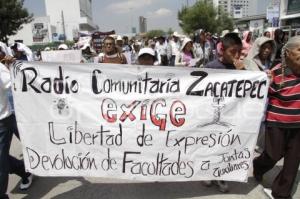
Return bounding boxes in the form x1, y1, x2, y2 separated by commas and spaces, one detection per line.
0, 63, 12, 120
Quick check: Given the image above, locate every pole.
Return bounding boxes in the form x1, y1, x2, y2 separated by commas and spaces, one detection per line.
61, 11, 66, 41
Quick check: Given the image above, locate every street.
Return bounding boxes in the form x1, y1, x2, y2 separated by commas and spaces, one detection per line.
8, 137, 300, 199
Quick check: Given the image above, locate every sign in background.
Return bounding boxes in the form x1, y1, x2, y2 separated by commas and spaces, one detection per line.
11, 62, 268, 182
41, 50, 82, 63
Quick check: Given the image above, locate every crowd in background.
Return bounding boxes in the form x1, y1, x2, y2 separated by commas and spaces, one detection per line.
1, 28, 300, 199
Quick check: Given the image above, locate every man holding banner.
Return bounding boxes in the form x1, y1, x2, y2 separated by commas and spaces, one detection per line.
0, 59, 32, 199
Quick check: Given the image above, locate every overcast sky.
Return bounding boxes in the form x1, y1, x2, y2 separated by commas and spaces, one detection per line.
23, 0, 200, 34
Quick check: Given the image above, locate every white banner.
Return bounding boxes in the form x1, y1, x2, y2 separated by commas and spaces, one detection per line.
41, 50, 82, 63
11, 62, 268, 182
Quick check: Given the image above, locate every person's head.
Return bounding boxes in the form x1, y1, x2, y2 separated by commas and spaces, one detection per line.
259, 40, 274, 61
274, 29, 284, 43
123, 36, 129, 44
116, 36, 123, 47
58, 43, 68, 50
264, 31, 271, 38
81, 43, 92, 55
10, 43, 24, 59
181, 37, 193, 53
281, 36, 300, 76
172, 32, 180, 42
138, 48, 156, 65
206, 32, 212, 41
149, 40, 156, 49
133, 42, 141, 52
158, 36, 165, 44
220, 33, 243, 64
103, 36, 117, 54
198, 29, 206, 43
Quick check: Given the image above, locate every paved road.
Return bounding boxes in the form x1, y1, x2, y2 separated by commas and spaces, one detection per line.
7, 137, 300, 199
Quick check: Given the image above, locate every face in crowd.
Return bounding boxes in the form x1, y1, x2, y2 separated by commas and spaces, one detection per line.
259, 41, 273, 61
222, 44, 242, 65
116, 39, 123, 47
199, 32, 206, 43
103, 37, 116, 54
264, 31, 271, 38
183, 41, 193, 53
133, 44, 140, 53
286, 42, 300, 75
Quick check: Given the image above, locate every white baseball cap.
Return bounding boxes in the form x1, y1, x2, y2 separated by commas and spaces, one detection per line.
58, 44, 68, 50
138, 48, 155, 58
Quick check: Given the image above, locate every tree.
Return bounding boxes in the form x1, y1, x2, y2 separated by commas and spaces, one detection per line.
0, 0, 33, 43
167, 27, 174, 35
178, 1, 234, 34
146, 29, 165, 38
178, 1, 218, 34
216, 9, 234, 33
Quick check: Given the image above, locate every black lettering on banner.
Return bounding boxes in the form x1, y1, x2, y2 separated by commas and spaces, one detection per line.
26, 147, 97, 171
213, 161, 249, 177
186, 71, 208, 95
165, 129, 241, 153
122, 151, 141, 173
91, 72, 180, 95
122, 151, 194, 178
136, 123, 153, 147
48, 122, 66, 145
101, 148, 117, 171
92, 69, 102, 94
21, 66, 78, 94
258, 80, 267, 99
201, 160, 210, 171
21, 67, 41, 93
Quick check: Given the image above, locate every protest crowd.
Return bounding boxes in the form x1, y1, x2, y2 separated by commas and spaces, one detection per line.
1, 26, 300, 199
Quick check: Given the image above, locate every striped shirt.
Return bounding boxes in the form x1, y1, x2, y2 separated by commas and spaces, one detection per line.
266, 64, 300, 128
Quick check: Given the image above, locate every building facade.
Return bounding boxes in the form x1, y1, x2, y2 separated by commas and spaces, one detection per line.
215, 0, 271, 19
8, 0, 98, 46
8, 16, 53, 46
280, 0, 300, 29
139, 16, 147, 33
45, 0, 97, 41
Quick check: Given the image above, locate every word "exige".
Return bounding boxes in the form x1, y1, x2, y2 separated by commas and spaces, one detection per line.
101, 98, 186, 131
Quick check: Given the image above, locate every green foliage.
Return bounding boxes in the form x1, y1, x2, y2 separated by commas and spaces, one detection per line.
167, 27, 174, 35
216, 9, 234, 33
29, 41, 75, 51
0, 0, 33, 43
178, 1, 234, 34
146, 29, 165, 38
178, 2, 217, 34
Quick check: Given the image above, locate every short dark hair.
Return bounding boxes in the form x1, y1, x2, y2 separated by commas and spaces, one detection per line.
103, 36, 115, 43
222, 33, 242, 49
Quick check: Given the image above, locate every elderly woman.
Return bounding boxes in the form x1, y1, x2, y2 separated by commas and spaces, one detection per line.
253, 36, 300, 199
